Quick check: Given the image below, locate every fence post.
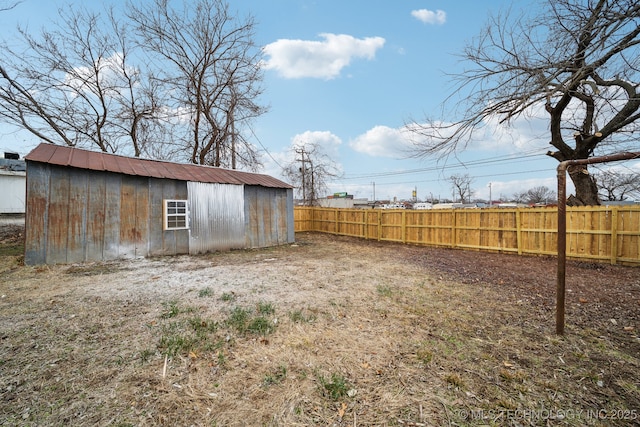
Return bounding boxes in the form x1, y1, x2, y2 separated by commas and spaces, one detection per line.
610, 207, 618, 265
312, 207, 316, 231
516, 208, 522, 255
364, 210, 368, 240
451, 209, 457, 248
555, 151, 640, 335
402, 210, 407, 243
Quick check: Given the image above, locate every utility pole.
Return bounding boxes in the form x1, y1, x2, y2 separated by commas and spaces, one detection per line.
229, 84, 237, 169
230, 114, 236, 170
488, 182, 492, 207
295, 148, 313, 205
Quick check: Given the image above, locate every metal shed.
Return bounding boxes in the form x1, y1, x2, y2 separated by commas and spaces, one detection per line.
24, 143, 294, 265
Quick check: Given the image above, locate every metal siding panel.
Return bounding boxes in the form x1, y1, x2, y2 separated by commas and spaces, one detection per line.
175, 227, 190, 254
85, 172, 107, 262
286, 188, 295, 243
24, 163, 49, 265
276, 190, 288, 245
66, 168, 88, 263
243, 186, 294, 248
245, 187, 273, 248
263, 189, 275, 246
155, 179, 189, 255
118, 175, 149, 258
135, 178, 150, 257
102, 173, 121, 260
46, 167, 69, 264
244, 186, 260, 248
148, 178, 166, 256
173, 181, 190, 255
118, 176, 141, 259
266, 188, 289, 246
188, 182, 245, 254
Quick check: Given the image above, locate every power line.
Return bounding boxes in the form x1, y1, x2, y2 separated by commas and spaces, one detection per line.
337, 150, 549, 182
248, 127, 285, 170
330, 168, 552, 188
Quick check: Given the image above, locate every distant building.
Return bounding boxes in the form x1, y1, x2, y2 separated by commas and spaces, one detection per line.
431, 203, 464, 209
0, 153, 27, 214
318, 196, 370, 209
412, 202, 433, 210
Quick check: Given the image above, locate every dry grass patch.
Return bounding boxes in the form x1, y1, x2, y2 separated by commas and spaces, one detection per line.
0, 231, 638, 426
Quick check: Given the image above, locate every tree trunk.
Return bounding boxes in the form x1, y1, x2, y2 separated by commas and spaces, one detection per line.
567, 164, 600, 206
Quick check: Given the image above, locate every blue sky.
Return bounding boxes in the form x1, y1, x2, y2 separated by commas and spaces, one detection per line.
1, 0, 580, 202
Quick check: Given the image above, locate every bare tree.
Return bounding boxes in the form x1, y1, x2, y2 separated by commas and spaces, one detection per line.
410, 0, 640, 206
448, 174, 474, 203
0, 1, 21, 11
0, 7, 162, 156
127, 0, 266, 168
282, 142, 341, 206
514, 185, 557, 204
595, 170, 640, 201
0, 0, 266, 167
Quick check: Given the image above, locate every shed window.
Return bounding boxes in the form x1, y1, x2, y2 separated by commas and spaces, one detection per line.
164, 199, 189, 230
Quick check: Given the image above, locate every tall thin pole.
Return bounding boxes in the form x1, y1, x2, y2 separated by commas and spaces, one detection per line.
556, 151, 640, 335
556, 166, 567, 335
301, 149, 306, 205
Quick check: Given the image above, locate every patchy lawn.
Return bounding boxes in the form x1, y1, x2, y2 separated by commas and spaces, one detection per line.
0, 229, 638, 426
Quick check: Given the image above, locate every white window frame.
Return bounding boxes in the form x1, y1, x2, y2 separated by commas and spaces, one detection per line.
163, 199, 189, 230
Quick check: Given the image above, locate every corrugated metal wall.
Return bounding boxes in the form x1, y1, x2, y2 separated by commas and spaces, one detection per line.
25, 163, 294, 265
187, 182, 246, 254
244, 186, 295, 248
25, 163, 189, 265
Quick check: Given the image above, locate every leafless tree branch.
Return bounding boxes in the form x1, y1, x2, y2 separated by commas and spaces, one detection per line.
409, 0, 640, 205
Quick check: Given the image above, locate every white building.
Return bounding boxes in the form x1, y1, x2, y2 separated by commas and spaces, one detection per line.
0, 157, 26, 214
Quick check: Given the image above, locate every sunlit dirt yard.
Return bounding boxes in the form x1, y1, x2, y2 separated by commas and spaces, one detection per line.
1, 226, 639, 426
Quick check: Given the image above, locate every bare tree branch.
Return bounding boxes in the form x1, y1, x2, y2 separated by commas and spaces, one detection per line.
127, 0, 266, 168
409, 0, 640, 205
595, 169, 640, 201
0, 0, 266, 167
282, 142, 341, 206
448, 174, 474, 203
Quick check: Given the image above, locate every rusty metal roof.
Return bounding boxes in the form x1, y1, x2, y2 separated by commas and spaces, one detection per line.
25, 143, 293, 189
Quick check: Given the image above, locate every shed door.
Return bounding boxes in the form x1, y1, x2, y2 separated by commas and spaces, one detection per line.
187, 182, 245, 254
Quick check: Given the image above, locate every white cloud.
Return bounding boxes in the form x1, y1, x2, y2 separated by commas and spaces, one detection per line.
65, 52, 137, 95
411, 9, 446, 25
291, 130, 342, 155
262, 33, 385, 79
349, 125, 415, 158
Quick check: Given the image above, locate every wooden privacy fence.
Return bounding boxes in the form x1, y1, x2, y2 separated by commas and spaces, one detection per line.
294, 206, 640, 266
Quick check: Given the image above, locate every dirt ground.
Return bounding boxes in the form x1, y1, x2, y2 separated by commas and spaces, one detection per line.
0, 223, 639, 426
